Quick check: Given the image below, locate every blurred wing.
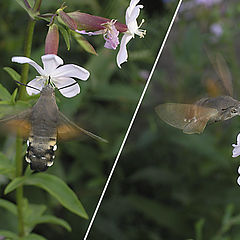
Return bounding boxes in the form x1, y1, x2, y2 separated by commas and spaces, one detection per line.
215, 53, 233, 96
207, 51, 233, 96
0, 109, 32, 138
155, 103, 218, 134
57, 111, 108, 143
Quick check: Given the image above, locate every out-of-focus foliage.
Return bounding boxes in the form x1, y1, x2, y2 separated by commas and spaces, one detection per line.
87, 1, 240, 240
2, 0, 240, 240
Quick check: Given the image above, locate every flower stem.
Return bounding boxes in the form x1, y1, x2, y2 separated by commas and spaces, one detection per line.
15, 0, 42, 236
19, 20, 36, 99
16, 19, 36, 237
16, 136, 24, 237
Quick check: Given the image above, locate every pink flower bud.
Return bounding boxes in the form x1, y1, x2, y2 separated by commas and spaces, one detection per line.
58, 9, 78, 31
45, 24, 59, 55
68, 11, 127, 33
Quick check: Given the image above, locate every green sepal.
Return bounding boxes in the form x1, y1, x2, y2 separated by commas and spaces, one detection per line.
72, 31, 98, 55
58, 25, 71, 51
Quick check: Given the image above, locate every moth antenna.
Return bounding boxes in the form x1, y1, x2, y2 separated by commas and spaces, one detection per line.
14, 80, 41, 92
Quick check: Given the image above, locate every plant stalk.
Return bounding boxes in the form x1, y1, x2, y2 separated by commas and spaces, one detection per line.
15, 0, 42, 237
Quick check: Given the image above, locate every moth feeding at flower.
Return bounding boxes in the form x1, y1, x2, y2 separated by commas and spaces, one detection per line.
0, 55, 107, 172
156, 53, 240, 134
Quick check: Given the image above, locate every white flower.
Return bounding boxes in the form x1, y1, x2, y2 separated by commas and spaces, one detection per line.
210, 23, 223, 37
232, 133, 240, 158
117, 0, 146, 68
12, 54, 90, 98
237, 166, 240, 186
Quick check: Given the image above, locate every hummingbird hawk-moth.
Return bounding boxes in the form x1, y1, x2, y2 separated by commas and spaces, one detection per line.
0, 84, 107, 172
155, 53, 240, 134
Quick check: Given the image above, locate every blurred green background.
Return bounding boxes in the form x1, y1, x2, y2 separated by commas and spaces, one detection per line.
1, 0, 240, 239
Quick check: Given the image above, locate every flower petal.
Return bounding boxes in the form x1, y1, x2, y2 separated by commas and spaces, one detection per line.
54, 77, 80, 98
12, 56, 45, 75
237, 133, 240, 145
116, 33, 133, 68
52, 64, 90, 81
126, 3, 142, 24
237, 176, 240, 186
128, 0, 141, 15
42, 54, 64, 75
103, 23, 119, 50
26, 77, 44, 96
232, 145, 240, 158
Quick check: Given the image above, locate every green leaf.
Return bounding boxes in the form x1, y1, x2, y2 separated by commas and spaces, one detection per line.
58, 25, 71, 51
15, 0, 36, 19
20, 233, 47, 240
0, 84, 11, 101
72, 31, 97, 55
31, 215, 71, 232
3, 67, 21, 82
5, 173, 88, 219
0, 199, 17, 215
0, 100, 30, 118
195, 218, 205, 240
24, 203, 46, 233
5, 177, 27, 194
11, 88, 18, 104
222, 204, 234, 226
25, 203, 46, 221
0, 152, 15, 178
128, 195, 190, 235
0, 230, 18, 240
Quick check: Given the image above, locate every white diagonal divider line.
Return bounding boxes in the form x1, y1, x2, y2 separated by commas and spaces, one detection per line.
83, 1, 183, 239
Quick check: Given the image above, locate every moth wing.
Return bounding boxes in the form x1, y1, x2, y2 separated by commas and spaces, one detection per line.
0, 109, 32, 138
207, 51, 233, 96
155, 103, 218, 134
183, 119, 210, 134
57, 111, 108, 143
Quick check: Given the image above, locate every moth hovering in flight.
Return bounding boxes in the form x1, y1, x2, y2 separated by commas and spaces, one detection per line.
156, 53, 240, 134
0, 83, 107, 172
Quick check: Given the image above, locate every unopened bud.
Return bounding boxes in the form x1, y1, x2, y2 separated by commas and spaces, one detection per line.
68, 11, 128, 33
57, 9, 78, 31
45, 24, 59, 55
